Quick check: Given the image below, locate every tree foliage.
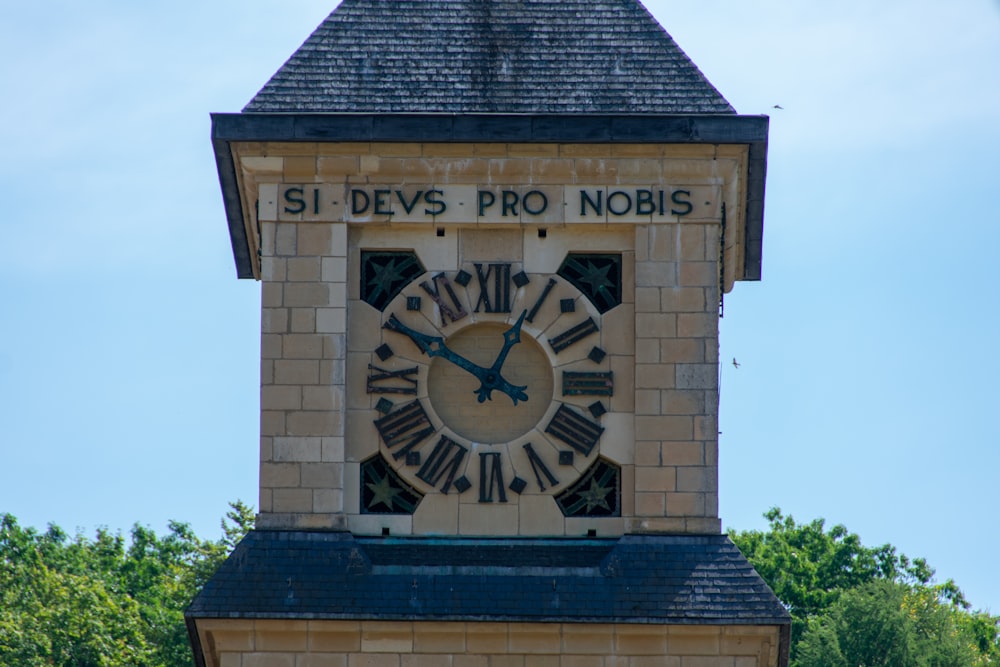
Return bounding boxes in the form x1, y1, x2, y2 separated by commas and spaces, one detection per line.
795, 580, 982, 667
730, 508, 1000, 665
0, 501, 254, 667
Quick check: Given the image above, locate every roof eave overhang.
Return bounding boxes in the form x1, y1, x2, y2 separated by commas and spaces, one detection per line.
211, 113, 768, 281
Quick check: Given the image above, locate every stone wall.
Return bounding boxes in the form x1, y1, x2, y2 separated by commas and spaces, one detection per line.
236, 142, 750, 536
194, 619, 783, 667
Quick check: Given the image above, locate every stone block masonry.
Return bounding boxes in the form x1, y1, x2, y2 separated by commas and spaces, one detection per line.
195, 619, 783, 667
246, 142, 740, 536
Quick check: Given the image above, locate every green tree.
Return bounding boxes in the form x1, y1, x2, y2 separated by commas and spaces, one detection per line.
796, 579, 984, 667
962, 611, 1000, 662
731, 508, 1000, 665
0, 516, 153, 665
732, 508, 937, 645
0, 501, 254, 667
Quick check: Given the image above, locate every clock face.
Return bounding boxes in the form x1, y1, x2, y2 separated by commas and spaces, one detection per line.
357, 249, 626, 519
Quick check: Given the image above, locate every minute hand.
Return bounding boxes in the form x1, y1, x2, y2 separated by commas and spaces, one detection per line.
384, 314, 528, 405
488, 309, 528, 377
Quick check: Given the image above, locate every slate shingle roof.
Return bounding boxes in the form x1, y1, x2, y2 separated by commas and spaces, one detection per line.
244, 0, 735, 114
186, 531, 790, 625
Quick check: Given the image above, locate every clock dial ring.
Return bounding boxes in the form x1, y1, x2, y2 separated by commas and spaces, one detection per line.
364, 258, 621, 511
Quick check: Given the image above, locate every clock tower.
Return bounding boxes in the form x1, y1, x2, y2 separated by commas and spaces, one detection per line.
187, 2, 790, 665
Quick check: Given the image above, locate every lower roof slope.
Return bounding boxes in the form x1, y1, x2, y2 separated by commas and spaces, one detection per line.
187, 531, 790, 625
244, 0, 735, 114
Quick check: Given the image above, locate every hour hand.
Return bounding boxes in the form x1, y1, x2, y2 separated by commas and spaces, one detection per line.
383, 313, 442, 356
384, 314, 490, 380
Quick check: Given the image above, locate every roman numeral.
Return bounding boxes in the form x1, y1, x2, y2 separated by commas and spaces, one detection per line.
479, 452, 508, 503
366, 364, 419, 395
545, 404, 604, 456
548, 317, 599, 353
523, 443, 559, 491
419, 273, 468, 325
562, 371, 614, 397
416, 435, 469, 493
525, 277, 557, 323
473, 263, 512, 313
373, 400, 435, 461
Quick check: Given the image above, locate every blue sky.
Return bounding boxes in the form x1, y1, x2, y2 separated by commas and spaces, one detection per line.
2, 1, 998, 612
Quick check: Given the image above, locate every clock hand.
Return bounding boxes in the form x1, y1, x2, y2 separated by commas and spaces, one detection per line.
476, 310, 530, 405
488, 309, 527, 374
384, 314, 528, 405
384, 315, 486, 381
383, 313, 452, 358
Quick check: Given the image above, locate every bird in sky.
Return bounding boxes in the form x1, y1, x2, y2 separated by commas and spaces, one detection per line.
773, 104, 784, 109
732, 358, 741, 369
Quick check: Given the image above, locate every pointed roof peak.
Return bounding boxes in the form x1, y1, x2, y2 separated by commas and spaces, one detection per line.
244, 0, 735, 114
